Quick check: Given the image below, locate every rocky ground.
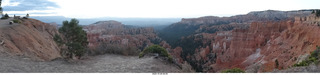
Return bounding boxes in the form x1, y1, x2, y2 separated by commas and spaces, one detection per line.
0, 53, 181, 73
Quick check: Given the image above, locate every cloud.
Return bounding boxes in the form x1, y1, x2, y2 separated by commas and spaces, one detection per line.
48, 0, 317, 18
2, 0, 318, 18
1, 0, 21, 6
2, 0, 60, 11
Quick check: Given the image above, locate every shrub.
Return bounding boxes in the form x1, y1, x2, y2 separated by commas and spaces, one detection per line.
311, 47, 320, 58
293, 60, 309, 67
1, 13, 9, 19
221, 68, 245, 73
168, 55, 173, 62
293, 47, 320, 67
275, 59, 279, 68
314, 10, 320, 17
308, 57, 317, 62
1, 17, 8, 19
139, 52, 144, 58
12, 19, 21, 23
139, 45, 173, 62
4, 13, 9, 17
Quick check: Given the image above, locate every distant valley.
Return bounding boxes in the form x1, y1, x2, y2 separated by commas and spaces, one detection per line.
30, 16, 181, 26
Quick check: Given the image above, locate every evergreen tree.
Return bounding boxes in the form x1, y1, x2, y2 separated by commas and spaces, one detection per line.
275, 59, 279, 68
58, 19, 88, 59
4, 13, 8, 17
316, 10, 320, 17
26, 13, 29, 18
139, 45, 173, 62
0, 0, 2, 16
1, 13, 8, 19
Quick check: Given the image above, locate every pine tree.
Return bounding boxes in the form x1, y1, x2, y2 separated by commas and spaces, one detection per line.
275, 59, 279, 68
4, 13, 8, 17
26, 13, 29, 18
316, 10, 320, 17
58, 19, 88, 59
0, 0, 3, 16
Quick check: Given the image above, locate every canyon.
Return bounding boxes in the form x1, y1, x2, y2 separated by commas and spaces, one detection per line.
83, 20, 161, 55
1, 10, 320, 73
159, 10, 320, 72
209, 15, 320, 72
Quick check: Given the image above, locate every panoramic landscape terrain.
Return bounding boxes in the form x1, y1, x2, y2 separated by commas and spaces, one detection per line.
0, 0, 320, 73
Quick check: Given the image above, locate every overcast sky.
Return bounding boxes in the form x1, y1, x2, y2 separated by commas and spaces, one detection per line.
2, 0, 319, 18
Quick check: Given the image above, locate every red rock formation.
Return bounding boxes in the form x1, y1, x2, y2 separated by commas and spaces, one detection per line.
209, 20, 292, 72
172, 47, 184, 64
83, 20, 159, 53
0, 18, 61, 61
159, 41, 185, 65
179, 10, 310, 28
161, 10, 317, 72
188, 14, 320, 72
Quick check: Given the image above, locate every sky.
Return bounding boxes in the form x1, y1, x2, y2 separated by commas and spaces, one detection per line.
1, 0, 320, 18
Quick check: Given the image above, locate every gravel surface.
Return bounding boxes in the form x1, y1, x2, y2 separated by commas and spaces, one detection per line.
0, 18, 19, 28
0, 53, 181, 73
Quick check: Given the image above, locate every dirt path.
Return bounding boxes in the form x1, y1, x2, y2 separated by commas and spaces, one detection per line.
0, 18, 13, 25
0, 18, 20, 28
0, 53, 181, 73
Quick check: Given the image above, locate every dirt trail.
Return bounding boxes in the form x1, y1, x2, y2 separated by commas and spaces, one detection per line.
0, 53, 181, 73
0, 18, 18, 28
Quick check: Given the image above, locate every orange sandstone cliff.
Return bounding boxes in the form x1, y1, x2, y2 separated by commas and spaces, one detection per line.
197, 14, 320, 72
0, 18, 61, 61
83, 20, 161, 54
160, 10, 320, 72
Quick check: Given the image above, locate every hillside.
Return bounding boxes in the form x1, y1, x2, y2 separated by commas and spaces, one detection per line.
0, 18, 61, 61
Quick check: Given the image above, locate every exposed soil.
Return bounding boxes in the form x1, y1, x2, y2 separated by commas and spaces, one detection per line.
0, 18, 18, 27
0, 53, 181, 73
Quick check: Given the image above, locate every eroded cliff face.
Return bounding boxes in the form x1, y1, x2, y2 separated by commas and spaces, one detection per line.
210, 20, 292, 72
0, 18, 61, 61
180, 10, 311, 25
84, 20, 160, 54
160, 10, 311, 56
159, 10, 319, 72
159, 41, 184, 65
191, 14, 320, 72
